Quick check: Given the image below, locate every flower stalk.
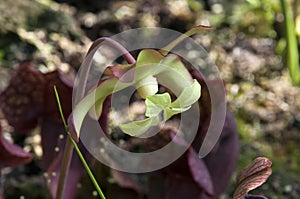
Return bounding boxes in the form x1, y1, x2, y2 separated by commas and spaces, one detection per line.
54, 86, 106, 199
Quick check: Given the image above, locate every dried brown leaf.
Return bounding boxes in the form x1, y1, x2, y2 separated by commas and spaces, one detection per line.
233, 157, 272, 199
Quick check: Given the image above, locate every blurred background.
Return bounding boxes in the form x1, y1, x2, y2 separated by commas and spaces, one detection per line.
0, 0, 300, 198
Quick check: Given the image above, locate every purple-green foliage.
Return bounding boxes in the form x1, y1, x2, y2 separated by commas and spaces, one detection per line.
0, 26, 242, 198
0, 62, 239, 199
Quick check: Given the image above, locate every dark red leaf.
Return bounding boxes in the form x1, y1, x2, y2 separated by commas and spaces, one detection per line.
188, 148, 214, 196
0, 62, 91, 199
44, 70, 73, 120
0, 62, 73, 133
0, 62, 121, 199
151, 129, 213, 198
202, 110, 239, 198
41, 116, 89, 199
165, 174, 207, 199
189, 69, 239, 198
190, 69, 226, 118
107, 185, 141, 199
99, 95, 111, 136
40, 117, 67, 170
147, 173, 167, 199
0, 62, 46, 132
45, 150, 84, 199
168, 130, 214, 195
0, 61, 240, 199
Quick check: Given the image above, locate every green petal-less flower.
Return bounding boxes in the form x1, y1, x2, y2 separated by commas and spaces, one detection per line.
120, 80, 200, 136
70, 26, 210, 139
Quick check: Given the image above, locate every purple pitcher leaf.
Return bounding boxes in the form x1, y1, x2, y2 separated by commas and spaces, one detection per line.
46, 149, 85, 199
162, 129, 214, 197
0, 62, 46, 132
169, 129, 214, 195
190, 69, 226, 119
188, 68, 239, 198
0, 62, 111, 199
44, 70, 73, 120
0, 125, 33, 167
168, 129, 189, 147
40, 117, 67, 169
188, 148, 214, 196
202, 110, 239, 198
147, 173, 168, 199
0, 62, 74, 133
165, 175, 205, 199
107, 186, 141, 199
41, 117, 90, 199
181, 71, 239, 198
99, 95, 111, 136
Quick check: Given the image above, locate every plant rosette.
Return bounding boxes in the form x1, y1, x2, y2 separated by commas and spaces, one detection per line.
69, 48, 201, 139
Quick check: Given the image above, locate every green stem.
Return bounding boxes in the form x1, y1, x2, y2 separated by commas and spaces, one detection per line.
280, 0, 300, 85
67, 133, 106, 199
54, 86, 106, 199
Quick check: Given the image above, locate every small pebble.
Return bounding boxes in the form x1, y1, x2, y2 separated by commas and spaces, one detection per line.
54, 147, 60, 152
284, 185, 292, 193
92, 191, 98, 197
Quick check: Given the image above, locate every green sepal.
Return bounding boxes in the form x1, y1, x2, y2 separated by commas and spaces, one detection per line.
119, 116, 159, 136
120, 79, 201, 136
145, 93, 172, 117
